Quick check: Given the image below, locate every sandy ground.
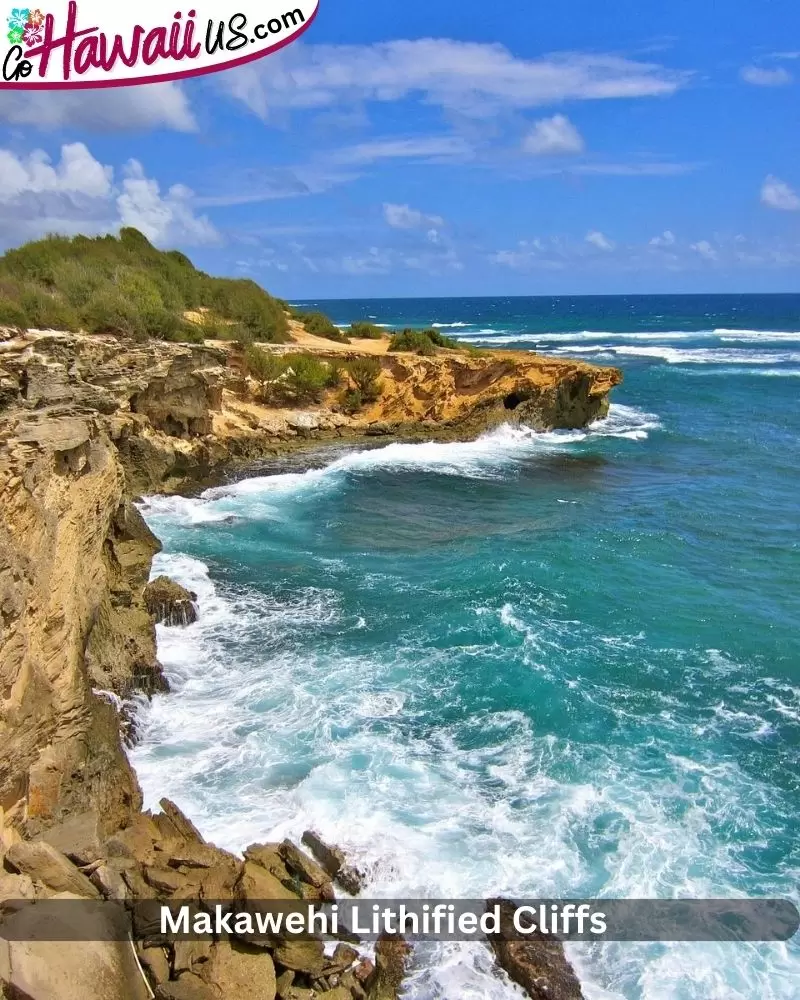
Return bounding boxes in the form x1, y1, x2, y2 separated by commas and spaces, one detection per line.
286, 320, 392, 354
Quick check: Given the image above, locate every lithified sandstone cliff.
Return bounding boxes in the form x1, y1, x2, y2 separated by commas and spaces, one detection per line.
0, 329, 617, 1000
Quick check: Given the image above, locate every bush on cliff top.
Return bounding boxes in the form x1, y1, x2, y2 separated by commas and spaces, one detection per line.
0, 228, 290, 344
348, 321, 384, 340
244, 348, 335, 403
295, 310, 350, 344
388, 328, 459, 355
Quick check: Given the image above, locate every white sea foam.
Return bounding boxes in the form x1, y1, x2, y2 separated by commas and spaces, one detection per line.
140, 407, 660, 529
548, 345, 800, 365
455, 328, 800, 346
131, 410, 799, 1000
431, 321, 472, 328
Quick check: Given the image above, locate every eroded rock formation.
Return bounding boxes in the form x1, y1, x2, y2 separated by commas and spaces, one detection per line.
0, 328, 620, 998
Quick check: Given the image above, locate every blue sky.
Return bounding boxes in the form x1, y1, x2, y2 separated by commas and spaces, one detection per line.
1, 0, 799, 297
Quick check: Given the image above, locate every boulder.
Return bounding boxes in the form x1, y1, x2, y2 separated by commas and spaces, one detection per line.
271, 938, 326, 977
155, 972, 221, 1000
200, 938, 277, 1000
278, 840, 332, 892
38, 809, 103, 866
486, 898, 584, 1000
0, 891, 149, 1000
299, 832, 364, 896
157, 799, 206, 844
145, 577, 198, 626
136, 942, 171, 986
4, 841, 100, 898
236, 860, 299, 903
365, 934, 411, 1000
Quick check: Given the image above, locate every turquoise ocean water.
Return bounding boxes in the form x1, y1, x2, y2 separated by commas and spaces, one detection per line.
133, 295, 799, 999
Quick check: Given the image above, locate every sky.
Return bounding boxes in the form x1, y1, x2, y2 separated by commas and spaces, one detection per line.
1, 0, 799, 297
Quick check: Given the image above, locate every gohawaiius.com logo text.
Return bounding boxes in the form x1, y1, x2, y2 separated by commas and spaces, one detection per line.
1, 0, 318, 88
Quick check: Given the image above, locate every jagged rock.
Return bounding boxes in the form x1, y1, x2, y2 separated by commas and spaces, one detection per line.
4, 841, 100, 898
158, 800, 206, 844
173, 938, 213, 976
145, 577, 198, 626
322, 943, 359, 975
155, 972, 220, 1000
486, 898, 584, 1000
144, 866, 190, 896
38, 809, 103, 866
0, 872, 36, 904
136, 943, 171, 986
200, 938, 277, 1000
300, 831, 364, 896
278, 840, 335, 900
316, 989, 353, 1000
236, 860, 300, 903
271, 938, 326, 976
365, 934, 411, 1000
90, 862, 129, 900
168, 842, 234, 870
275, 969, 295, 997
0, 891, 150, 1000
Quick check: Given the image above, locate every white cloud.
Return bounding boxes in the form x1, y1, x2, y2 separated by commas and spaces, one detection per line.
649, 230, 676, 246
740, 65, 793, 87
117, 161, 218, 246
522, 114, 585, 155
0, 143, 112, 203
0, 143, 217, 248
761, 175, 800, 211
585, 230, 614, 251
221, 39, 688, 120
690, 239, 718, 260
383, 202, 445, 230
0, 84, 196, 131
332, 136, 472, 165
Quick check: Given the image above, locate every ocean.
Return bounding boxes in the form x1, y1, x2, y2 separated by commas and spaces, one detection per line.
132, 294, 800, 999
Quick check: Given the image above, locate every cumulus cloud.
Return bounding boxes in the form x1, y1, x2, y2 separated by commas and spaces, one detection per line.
522, 114, 585, 155
585, 230, 614, 251
221, 39, 687, 120
0, 143, 217, 247
761, 175, 800, 211
383, 203, 445, 229
740, 65, 792, 87
0, 84, 196, 132
690, 239, 718, 260
0, 143, 112, 203
649, 230, 676, 246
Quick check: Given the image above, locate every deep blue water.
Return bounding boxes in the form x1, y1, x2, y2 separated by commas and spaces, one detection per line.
133, 295, 800, 1000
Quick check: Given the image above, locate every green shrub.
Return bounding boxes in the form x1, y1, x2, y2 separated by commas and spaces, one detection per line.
81, 290, 144, 337
348, 321, 384, 340
244, 345, 286, 399
347, 357, 382, 402
20, 287, 80, 331
326, 361, 344, 388
0, 297, 29, 330
299, 311, 349, 343
388, 327, 460, 355
388, 329, 436, 355
340, 388, 363, 414
284, 353, 330, 401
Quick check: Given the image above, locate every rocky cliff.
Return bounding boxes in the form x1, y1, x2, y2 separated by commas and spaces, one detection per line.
0, 327, 616, 999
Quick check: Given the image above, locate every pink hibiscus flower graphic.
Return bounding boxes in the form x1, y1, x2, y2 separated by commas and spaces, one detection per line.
23, 21, 41, 45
